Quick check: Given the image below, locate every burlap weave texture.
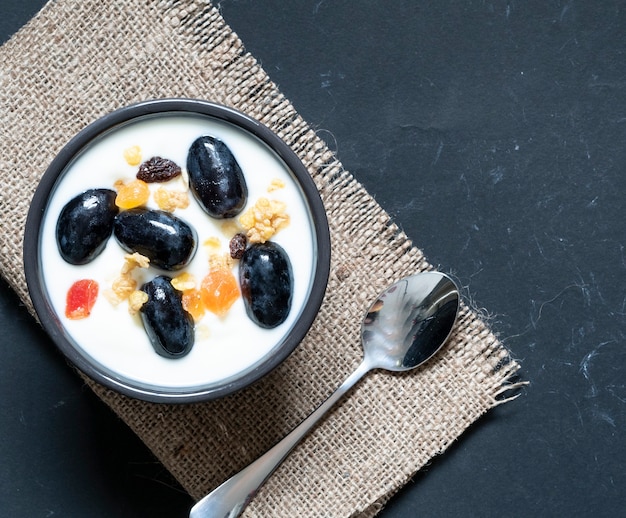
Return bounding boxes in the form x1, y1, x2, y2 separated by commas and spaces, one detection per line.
0, 1, 521, 516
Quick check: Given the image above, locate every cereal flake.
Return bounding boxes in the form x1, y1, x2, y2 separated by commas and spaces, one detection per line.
154, 187, 190, 212
239, 197, 290, 243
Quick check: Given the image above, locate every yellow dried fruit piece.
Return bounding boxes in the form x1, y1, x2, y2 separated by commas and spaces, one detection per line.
154, 187, 190, 212
173, 272, 204, 321
115, 179, 150, 209
182, 289, 205, 321
239, 197, 290, 243
123, 145, 142, 166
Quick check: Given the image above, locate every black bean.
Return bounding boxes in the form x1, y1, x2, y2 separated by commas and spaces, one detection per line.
56, 188, 118, 265
239, 241, 293, 328
113, 208, 197, 271
186, 136, 248, 218
140, 276, 194, 358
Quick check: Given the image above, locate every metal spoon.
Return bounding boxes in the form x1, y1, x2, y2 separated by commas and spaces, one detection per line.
190, 271, 460, 518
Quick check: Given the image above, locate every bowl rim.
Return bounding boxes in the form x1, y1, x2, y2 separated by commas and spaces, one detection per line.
24, 98, 331, 403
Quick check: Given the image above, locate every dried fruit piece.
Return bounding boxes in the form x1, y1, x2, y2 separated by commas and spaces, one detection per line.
123, 145, 142, 166
182, 289, 205, 321
56, 188, 118, 265
172, 273, 205, 321
66, 279, 99, 319
137, 156, 182, 183
200, 265, 240, 317
229, 232, 247, 259
115, 179, 150, 209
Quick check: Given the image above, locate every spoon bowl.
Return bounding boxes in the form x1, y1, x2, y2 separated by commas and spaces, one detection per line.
362, 272, 460, 371
190, 271, 460, 518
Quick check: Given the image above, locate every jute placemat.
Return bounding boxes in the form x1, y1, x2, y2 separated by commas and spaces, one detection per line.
0, 1, 522, 516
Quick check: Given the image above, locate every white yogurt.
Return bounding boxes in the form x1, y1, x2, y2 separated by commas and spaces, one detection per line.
40, 114, 316, 392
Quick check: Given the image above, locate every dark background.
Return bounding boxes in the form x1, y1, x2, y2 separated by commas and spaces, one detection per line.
2, 1, 625, 516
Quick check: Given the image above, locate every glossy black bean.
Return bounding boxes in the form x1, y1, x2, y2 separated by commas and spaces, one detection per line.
140, 276, 194, 358
55, 188, 118, 265
239, 241, 293, 328
186, 135, 248, 218
113, 208, 197, 270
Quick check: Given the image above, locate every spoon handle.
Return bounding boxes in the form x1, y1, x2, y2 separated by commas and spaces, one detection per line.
189, 360, 372, 518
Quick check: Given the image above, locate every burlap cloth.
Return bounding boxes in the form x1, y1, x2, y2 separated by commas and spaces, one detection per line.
0, 1, 523, 516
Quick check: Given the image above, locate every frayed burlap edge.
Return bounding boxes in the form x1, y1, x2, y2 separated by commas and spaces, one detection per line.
0, 1, 523, 516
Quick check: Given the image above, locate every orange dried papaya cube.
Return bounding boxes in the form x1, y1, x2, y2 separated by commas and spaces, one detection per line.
182, 289, 206, 322
200, 267, 240, 317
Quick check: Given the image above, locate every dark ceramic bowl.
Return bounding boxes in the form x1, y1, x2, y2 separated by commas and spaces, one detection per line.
24, 99, 330, 403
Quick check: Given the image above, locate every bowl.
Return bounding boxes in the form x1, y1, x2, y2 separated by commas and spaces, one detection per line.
24, 98, 330, 403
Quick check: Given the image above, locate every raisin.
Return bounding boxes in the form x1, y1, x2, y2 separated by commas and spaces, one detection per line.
136, 156, 182, 183
229, 232, 247, 259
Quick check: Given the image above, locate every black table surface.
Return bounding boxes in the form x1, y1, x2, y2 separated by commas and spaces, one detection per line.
2, 1, 625, 517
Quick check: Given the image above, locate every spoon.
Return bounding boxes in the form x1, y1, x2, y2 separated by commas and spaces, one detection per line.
190, 271, 460, 518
